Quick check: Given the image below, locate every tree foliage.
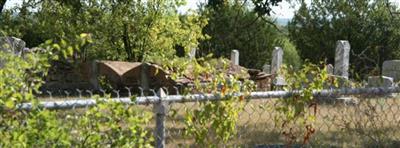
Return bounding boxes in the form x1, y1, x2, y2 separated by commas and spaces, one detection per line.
0, 0, 207, 62
207, 0, 283, 16
0, 0, 5, 13
199, 0, 285, 69
288, 0, 400, 77
0, 35, 153, 147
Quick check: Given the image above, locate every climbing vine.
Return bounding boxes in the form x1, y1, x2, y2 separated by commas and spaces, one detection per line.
158, 55, 255, 146
276, 62, 337, 145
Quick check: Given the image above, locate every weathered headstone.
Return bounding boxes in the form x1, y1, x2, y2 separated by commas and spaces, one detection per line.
382, 60, 400, 82
330, 41, 355, 104
0, 37, 27, 69
273, 76, 286, 86
334, 40, 350, 79
270, 47, 285, 87
262, 64, 271, 74
271, 47, 283, 75
368, 76, 394, 87
368, 76, 395, 98
327, 64, 334, 75
231, 50, 239, 65
0, 37, 26, 56
189, 48, 196, 59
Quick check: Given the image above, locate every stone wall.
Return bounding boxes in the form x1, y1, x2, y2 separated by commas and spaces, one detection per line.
41, 61, 94, 91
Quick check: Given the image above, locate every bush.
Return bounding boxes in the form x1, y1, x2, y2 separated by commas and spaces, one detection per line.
0, 35, 153, 147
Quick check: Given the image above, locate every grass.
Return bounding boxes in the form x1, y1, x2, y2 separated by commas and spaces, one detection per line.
40, 95, 400, 147
162, 96, 400, 147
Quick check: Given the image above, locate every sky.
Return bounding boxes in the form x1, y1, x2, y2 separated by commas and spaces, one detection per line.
5, 0, 400, 19
180, 0, 400, 19
179, 0, 297, 18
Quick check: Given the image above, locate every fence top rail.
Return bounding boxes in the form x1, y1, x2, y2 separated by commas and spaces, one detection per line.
17, 86, 400, 110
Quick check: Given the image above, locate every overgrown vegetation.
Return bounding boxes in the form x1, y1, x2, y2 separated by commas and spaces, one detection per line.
1, 0, 400, 147
276, 62, 335, 145
0, 35, 153, 147
0, 0, 207, 62
288, 0, 400, 78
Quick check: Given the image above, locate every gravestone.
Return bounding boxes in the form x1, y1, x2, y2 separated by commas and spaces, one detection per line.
0, 37, 26, 56
327, 64, 334, 75
262, 64, 271, 74
0, 37, 27, 68
189, 48, 196, 59
231, 50, 239, 65
271, 47, 285, 87
271, 47, 283, 75
334, 40, 350, 79
382, 60, 400, 82
330, 41, 356, 105
368, 76, 394, 87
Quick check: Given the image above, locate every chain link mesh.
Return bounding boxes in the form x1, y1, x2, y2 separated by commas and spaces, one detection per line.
35, 88, 400, 147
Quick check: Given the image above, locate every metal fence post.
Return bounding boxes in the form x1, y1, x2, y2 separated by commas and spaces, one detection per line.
154, 88, 168, 148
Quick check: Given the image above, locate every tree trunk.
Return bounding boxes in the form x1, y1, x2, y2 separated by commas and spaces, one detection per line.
123, 23, 133, 60
0, 0, 6, 13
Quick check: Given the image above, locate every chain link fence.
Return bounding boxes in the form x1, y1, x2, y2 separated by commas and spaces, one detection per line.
24, 87, 400, 147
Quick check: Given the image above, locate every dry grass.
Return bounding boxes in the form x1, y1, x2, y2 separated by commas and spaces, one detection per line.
41, 95, 400, 147
162, 96, 400, 147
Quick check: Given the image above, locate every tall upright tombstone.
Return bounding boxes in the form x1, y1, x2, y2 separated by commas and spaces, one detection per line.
189, 48, 197, 59
332, 41, 356, 104
334, 40, 350, 79
231, 49, 239, 65
271, 47, 285, 87
271, 47, 283, 75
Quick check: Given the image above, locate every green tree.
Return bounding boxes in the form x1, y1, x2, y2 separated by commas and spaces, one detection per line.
0, 0, 5, 13
0, 0, 207, 62
199, 0, 286, 69
288, 0, 400, 78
